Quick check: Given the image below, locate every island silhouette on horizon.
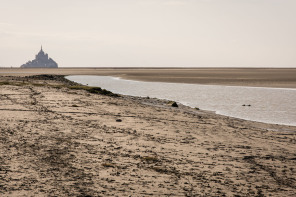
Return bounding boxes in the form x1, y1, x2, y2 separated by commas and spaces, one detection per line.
21, 46, 58, 68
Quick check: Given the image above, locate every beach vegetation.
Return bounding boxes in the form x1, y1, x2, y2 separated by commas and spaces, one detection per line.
1, 80, 119, 97
32, 83, 46, 87
0, 81, 29, 87
151, 166, 168, 173
167, 101, 178, 107
0, 81, 10, 85
51, 85, 63, 89
225, 167, 232, 172
102, 163, 116, 168
141, 156, 159, 163
68, 85, 119, 97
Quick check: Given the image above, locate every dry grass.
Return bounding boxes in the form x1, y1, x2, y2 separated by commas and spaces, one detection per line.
141, 156, 159, 163
0, 74, 119, 97
68, 86, 119, 97
102, 163, 116, 168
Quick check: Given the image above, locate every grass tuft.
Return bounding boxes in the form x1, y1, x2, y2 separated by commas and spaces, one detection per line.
32, 83, 46, 87
141, 156, 159, 163
151, 166, 168, 173
69, 86, 119, 97
0, 81, 10, 85
102, 163, 116, 168
167, 101, 178, 107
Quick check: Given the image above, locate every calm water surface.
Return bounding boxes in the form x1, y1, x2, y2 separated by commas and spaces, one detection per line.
66, 75, 296, 126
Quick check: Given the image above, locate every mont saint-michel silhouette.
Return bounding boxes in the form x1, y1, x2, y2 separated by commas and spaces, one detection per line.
21, 46, 58, 68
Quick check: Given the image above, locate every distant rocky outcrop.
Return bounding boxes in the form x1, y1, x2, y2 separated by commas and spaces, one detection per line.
20, 46, 58, 68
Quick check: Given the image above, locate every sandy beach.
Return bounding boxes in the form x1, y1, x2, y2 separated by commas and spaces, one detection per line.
0, 72, 296, 196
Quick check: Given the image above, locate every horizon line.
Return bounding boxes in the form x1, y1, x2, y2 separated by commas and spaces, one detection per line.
1, 66, 296, 69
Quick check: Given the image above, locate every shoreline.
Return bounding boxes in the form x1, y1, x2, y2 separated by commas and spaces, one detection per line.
0, 74, 295, 196
66, 75, 296, 127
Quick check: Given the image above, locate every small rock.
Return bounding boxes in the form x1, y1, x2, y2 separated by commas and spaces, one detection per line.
171, 102, 178, 107
116, 119, 122, 122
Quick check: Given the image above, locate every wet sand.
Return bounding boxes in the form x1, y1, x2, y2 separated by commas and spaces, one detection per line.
1, 67, 296, 88
0, 75, 295, 196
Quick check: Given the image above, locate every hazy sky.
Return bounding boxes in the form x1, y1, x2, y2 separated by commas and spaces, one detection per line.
0, 0, 295, 67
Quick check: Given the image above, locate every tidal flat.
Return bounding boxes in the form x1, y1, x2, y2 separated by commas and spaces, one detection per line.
0, 73, 295, 196
2, 67, 296, 88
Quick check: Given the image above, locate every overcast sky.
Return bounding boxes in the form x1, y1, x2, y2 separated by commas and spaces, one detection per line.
0, 0, 295, 67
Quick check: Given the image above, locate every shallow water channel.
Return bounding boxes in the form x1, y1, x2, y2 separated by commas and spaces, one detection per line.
66, 75, 296, 126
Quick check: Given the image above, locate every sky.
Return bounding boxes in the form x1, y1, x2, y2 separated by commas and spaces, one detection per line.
0, 0, 295, 67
